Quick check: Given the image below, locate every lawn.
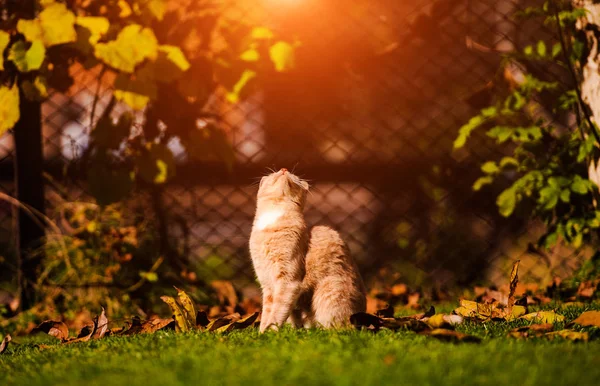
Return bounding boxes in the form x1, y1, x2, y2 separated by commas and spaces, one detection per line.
2, 305, 600, 386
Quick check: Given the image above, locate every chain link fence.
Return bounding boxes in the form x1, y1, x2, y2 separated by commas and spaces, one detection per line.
0, 0, 589, 291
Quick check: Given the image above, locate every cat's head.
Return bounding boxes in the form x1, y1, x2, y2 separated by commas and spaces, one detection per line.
257, 168, 309, 208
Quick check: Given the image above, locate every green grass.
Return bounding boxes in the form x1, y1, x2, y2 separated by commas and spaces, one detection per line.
2, 305, 600, 386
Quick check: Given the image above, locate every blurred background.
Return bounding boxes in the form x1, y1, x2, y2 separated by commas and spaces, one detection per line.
0, 0, 592, 322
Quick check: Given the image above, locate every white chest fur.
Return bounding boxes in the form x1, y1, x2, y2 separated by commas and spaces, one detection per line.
255, 208, 285, 231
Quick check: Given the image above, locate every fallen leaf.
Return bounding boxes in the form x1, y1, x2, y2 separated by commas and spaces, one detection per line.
214, 312, 259, 333
350, 312, 385, 331
454, 299, 492, 320
92, 308, 108, 339
381, 318, 431, 332
207, 313, 241, 332
161, 295, 192, 332
121, 316, 143, 336
211, 280, 238, 308
65, 319, 96, 344
577, 280, 599, 299
376, 304, 395, 318
572, 310, 600, 327
507, 260, 520, 309
140, 318, 175, 333
545, 329, 589, 342
509, 323, 553, 339
0, 334, 11, 354
174, 287, 197, 323
32, 320, 69, 341
424, 314, 463, 329
521, 311, 565, 324
196, 311, 210, 328
420, 328, 481, 343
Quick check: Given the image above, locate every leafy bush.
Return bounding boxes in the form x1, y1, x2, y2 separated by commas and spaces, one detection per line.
455, 1, 600, 250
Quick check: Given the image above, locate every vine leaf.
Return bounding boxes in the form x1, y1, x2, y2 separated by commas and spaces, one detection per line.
0, 31, 10, 70
75, 16, 110, 45
0, 85, 20, 136
18, 3, 77, 47
95, 24, 158, 73
8, 40, 46, 72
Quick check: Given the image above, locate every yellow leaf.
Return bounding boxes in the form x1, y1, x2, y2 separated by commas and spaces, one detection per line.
269, 41, 295, 72
160, 296, 190, 332
39, 3, 77, 46
95, 25, 158, 73
0, 85, 20, 136
546, 329, 589, 342
17, 20, 43, 42
0, 31, 10, 71
75, 16, 110, 45
8, 40, 46, 72
174, 287, 197, 325
572, 310, 600, 327
521, 311, 565, 324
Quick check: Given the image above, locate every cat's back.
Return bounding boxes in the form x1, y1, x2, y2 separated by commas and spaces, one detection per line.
305, 225, 364, 288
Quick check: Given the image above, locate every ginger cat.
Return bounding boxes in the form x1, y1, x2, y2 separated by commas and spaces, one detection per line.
249, 168, 366, 332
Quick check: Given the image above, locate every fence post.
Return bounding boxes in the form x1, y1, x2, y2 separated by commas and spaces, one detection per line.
12, 0, 45, 310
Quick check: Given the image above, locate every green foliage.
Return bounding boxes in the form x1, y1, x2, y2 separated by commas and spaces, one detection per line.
455, 1, 600, 250
0, 0, 297, 205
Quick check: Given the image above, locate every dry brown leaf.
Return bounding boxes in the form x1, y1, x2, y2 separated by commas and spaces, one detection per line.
211, 280, 238, 308
572, 310, 600, 327
577, 280, 599, 299
0, 334, 11, 354
376, 304, 394, 318
121, 316, 143, 336
214, 312, 259, 333
420, 328, 481, 343
65, 319, 97, 344
350, 312, 385, 331
92, 308, 108, 339
196, 310, 210, 328
32, 320, 69, 341
509, 323, 553, 339
507, 260, 520, 309
206, 313, 241, 332
141, 318, 175, 334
